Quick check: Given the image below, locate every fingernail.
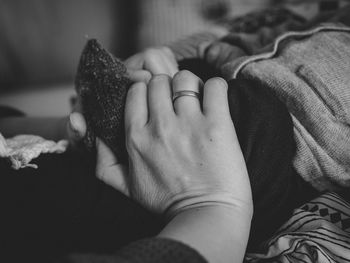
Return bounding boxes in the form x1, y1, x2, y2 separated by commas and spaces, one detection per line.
69, 113, 85, 137
69, 113, 78, 130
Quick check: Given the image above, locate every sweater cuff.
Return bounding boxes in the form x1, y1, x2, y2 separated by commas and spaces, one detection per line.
116, 238, 208, 263
62, 238, 207, 263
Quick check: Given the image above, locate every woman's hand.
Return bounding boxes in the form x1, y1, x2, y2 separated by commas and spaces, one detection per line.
96, 70, 252, 216
126, 46, 179, 83
96, 70, 253, 263
65, 47, 178, 149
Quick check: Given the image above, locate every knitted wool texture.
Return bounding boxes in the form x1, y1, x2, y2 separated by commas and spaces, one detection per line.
75, 39, 131, 163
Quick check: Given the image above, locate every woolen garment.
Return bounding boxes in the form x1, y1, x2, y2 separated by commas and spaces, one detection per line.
168, 7, 307, 61
226, 78, 317, 250
223, 24, 350, 192
59, 238, 207, 263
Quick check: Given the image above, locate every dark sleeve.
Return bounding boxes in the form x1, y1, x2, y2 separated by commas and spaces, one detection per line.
0, 105, 24, 118
59, 238, 207, 263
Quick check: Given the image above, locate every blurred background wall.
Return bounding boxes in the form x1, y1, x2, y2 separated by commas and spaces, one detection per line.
0, 0, 345, 116
0, 0, 138, 90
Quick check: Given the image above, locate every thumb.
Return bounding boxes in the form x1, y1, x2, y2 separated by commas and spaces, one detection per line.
96, 138, 130, 196
68, 112, 87, 141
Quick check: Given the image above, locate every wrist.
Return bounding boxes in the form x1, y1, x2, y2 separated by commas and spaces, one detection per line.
164, 191, 253, 222
159, 204, 252, 263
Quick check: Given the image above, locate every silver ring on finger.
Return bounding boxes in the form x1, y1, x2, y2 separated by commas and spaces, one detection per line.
172, 90, 201, 103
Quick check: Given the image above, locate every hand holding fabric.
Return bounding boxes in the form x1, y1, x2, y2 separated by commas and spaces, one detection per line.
95, 70, 252, 218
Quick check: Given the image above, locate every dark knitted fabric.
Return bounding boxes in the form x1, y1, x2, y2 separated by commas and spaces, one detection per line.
61, 238, 207, 263
227, 79, 317, 251
75, 39, 131, 163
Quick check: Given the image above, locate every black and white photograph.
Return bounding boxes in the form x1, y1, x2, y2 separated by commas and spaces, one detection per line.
0, 0, 350, 262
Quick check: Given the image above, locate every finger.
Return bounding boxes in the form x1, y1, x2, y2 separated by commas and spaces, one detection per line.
143, 49, 170, 75
148, 74, 174, 122
96, 139, 130, 196
161, 47, 179, 77
202, 77, 229, 118
68, 112, 87, 140
172, 70, 203, 117
125, 82, 148, 130
158, 55, 176, 77
128, 69, 152, 84
125, 53, 143, 69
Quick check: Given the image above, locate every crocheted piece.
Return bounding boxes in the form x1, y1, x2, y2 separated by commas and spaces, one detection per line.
0, 133, 68, 169
75, 39, 131, 163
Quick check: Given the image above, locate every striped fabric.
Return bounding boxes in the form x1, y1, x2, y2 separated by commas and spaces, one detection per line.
245, 193, 350, 263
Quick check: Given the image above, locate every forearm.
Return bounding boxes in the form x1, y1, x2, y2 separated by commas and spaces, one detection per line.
158, 205, 252, 263
0, 116, 68, 141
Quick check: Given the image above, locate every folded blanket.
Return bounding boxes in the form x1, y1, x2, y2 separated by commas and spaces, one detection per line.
246, 192, 350, 263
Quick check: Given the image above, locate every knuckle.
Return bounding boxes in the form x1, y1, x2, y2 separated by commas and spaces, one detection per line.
144, 48, 160, 60
173, 70, 197, 83
150, 74, 170, 84
161, 46, 173, 57
152, 118, 172, 140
